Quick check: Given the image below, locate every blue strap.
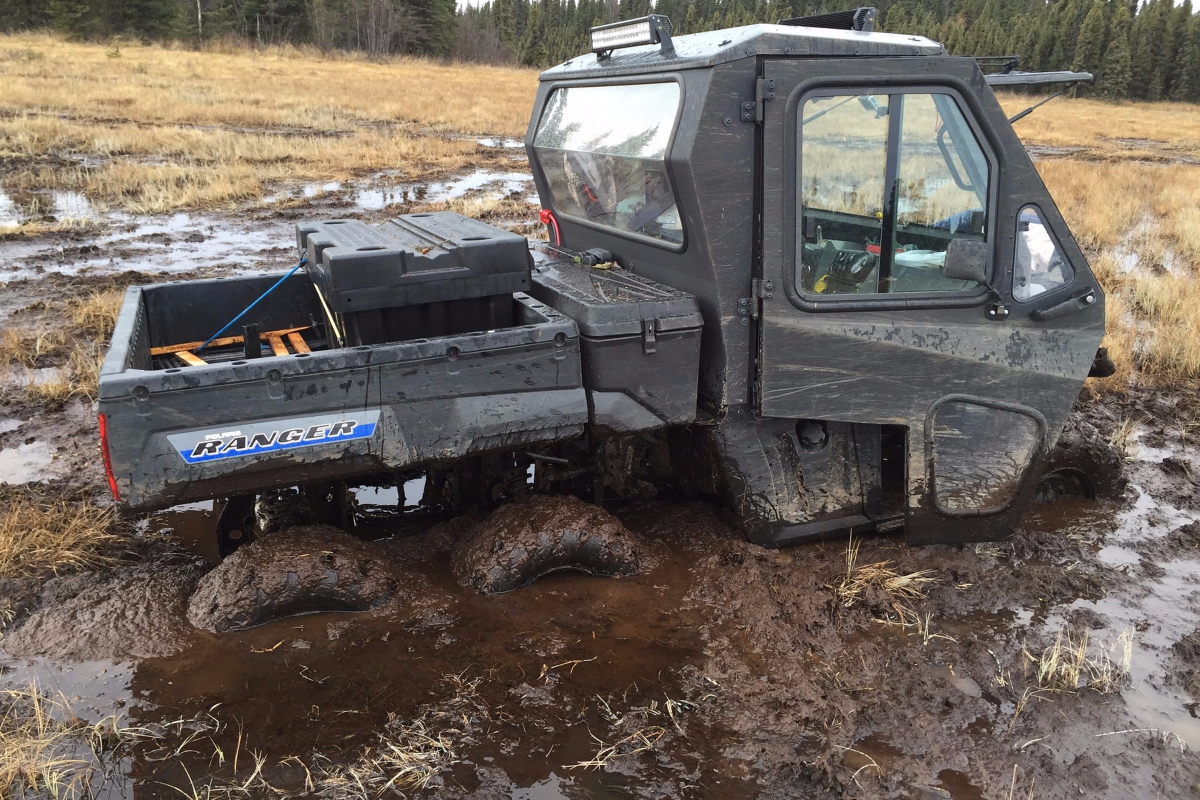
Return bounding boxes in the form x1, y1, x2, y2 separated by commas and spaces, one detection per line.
196, 258, 307, 353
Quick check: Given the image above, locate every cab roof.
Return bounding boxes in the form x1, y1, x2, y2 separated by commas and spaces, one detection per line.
539, 23, 944, 81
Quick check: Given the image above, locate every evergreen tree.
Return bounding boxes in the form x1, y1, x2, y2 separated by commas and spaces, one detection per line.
496, 0, 516, 47
46, 0, 97, 37
518, 2, 547, 66
1181, 12, 1200, 102
1166, 0, 1194, 101
1097, 2, 1132, 99
1072, 0, 1107, 77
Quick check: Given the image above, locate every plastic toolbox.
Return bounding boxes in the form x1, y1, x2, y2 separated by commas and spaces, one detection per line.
297, 211, 534, 312
530, 261, 703, 433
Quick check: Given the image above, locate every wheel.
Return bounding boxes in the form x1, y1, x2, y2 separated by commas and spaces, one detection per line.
1035, 467, 1094, 501
1035, 416, 1126, 502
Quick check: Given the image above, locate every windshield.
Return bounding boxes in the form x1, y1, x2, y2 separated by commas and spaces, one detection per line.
533, 83, 684, 246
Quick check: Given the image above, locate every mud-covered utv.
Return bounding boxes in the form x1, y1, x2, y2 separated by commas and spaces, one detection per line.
98, 8, 1110, 552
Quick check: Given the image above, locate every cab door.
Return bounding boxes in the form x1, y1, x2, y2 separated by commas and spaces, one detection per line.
756, 57, 1105, 544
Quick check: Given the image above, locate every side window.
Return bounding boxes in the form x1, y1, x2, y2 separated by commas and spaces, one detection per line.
1014, 207, 1072, 301
533, 83, 684, 246
799, 94, 889, 294
798, 91, 991, 297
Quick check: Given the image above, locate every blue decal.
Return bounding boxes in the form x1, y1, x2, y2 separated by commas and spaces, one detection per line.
169, 412, 380, 465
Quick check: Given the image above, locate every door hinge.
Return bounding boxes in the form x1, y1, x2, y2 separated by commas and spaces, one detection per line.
739, 279, 774, 321
741, 77, 776, 123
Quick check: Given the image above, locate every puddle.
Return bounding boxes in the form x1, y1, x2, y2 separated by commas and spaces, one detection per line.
1113, 483, 1200, 542
477, 137, 524, 149
0, 167, 537, 282
843, 732, 903, 775
510, 773, 571, 799
0, 210, 292, 282
0, 188, 103, 229
0, 417, 24, 434
936, 769, 986, 799
148, 500, 219, 564
0, 440, 53, 483
1040, 557, 1200, 746
353, 169, 532, 210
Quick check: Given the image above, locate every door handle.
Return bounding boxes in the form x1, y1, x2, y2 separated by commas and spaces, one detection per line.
1030, 288, 1097, 322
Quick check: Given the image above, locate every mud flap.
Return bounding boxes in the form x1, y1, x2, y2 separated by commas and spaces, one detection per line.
906, 395, 1048, 545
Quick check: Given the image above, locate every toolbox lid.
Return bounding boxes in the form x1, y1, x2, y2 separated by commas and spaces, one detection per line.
297, 212, 532, 311
531, 261, 703, 338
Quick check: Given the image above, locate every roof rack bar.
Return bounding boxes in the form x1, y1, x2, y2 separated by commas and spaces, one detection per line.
778, 7, 876, 33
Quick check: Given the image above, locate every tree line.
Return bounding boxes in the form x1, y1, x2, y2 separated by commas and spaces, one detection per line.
2, 0, 1198, 102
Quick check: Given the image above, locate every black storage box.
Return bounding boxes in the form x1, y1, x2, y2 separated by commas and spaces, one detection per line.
531, 261, 703, 433
297, 212, 534, 345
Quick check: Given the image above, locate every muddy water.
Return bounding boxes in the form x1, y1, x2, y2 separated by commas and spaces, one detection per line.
5, 476, 1200, 798
1, 501, 734, 798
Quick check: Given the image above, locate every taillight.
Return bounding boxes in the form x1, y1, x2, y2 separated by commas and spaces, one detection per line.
98, 412, 120, 502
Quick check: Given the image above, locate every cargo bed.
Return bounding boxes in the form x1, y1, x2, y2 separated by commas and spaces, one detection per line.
98, 211, 704, 511
99, 271, 587, 510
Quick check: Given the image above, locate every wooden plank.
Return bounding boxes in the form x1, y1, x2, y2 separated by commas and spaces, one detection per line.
287, 331, 311, 354
175, 350, 207, 366
150, 326, 308, 356
266, 333, 288, 357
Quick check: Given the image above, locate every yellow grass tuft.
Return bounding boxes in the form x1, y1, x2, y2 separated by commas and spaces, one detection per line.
835, 536, 937, 608
1, 685, 156, 798
69, 290, 125, 341
1021, 624, 1133, 694
0, 497, 121, 579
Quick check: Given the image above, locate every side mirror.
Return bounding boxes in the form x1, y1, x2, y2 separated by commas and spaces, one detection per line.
943, 239, 989, 285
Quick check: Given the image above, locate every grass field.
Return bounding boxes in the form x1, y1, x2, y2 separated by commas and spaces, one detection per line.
0, 33, 536, 213
2, 33, 1200, 387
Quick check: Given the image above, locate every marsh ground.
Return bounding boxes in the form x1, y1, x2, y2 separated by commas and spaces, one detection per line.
2, 33, 1200, 800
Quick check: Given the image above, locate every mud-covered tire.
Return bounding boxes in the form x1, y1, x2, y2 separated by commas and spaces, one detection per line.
1037, 416, 1126, 501
453, 494, 644, 594
187, 524, 402, 632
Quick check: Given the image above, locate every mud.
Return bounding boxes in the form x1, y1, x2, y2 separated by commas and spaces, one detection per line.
454, 494, 647, 594
3, 560, 203, 660
187, 524, 408, 632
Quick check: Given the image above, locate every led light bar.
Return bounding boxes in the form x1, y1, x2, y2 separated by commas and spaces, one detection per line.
590, 15, 674, 58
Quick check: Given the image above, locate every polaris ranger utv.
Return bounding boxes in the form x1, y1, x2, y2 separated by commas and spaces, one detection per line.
98, 9, 1110, 553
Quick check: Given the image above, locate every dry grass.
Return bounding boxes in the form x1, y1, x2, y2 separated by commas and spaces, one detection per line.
998, 93, 1200, 162
1021, 624, 1133, 694
834, 537, 938, 608
316, 672, 494, 796
0, 288, 125, 402
0, 33, 537, 214
0, 496, 121, 579
1025, 156, 1200, 387
69, 289, 125, 339
1, 684, 155, 798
